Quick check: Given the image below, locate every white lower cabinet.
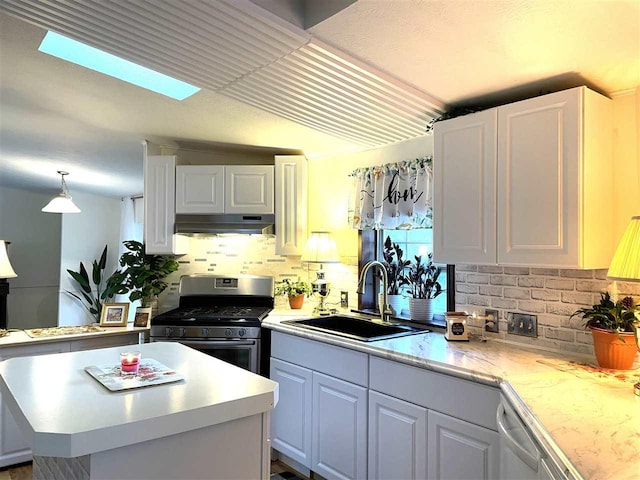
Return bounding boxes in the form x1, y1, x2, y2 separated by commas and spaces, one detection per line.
428, 409, 500, 480
269, 358, 313, 468
368, 390, 427, 480
312, 372, 367, 480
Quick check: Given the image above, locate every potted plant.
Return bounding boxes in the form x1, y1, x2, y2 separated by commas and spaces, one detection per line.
380, 236, 410, 315
571, 291, 639, 369
66, 245, 129, 323
275, 278, 312, 309
117, 240, 179, 317
403, 253, 443, 324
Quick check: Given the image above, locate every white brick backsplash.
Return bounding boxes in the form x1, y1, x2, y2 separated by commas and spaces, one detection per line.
477, 265, 503, 274
479, 285, 503, 296
503, 266, 530, 275
561, 291, 593, 305
466, 273, 490, 284
559, 269, 594, 279
457, 284, 479, 294
455, 272, 467, 282
531, 289, 560, 301
518, 300, 547, 313
518, 277, 546, 288
455, 263, 634, 358
545, 278, 575, 290
503, 287, 531, 299
530, 267, 559, 276
457, 264, 478, 272
490, 275, 518, 286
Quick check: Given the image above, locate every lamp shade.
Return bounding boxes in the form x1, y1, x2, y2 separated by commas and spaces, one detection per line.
0, 241, 17, 279
607, 216, 640, 282
302, 231, 339, 263
41, 193, 82, 213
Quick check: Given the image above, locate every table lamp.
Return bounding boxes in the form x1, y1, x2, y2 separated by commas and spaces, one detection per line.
302, 231, 339, 315
606, 216, 640, 395
0, 240, 17, 330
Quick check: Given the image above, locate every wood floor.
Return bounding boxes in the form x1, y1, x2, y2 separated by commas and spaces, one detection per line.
0, 460, 308, 479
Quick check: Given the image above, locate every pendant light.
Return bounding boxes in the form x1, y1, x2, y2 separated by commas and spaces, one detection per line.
42, 171, 81, 213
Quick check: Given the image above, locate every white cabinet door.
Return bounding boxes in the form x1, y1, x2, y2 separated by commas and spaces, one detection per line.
428, 410, 500, 480
175, 165, 224, 214
497, 87, 613, 267
312, 372, 367, 480
225, 166, 274, 214
433, 109, 497, 264
368, 390, 427, 480
0, 342, 71, 467
275, 155, 307, 256
143, 155, 187, 255
269, 358, 313, 469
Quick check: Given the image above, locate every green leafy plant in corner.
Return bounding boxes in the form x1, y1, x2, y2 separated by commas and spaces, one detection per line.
275, 278, 312, 298
380, 236, 410, 295
118, 240, 179, 306
570, 291, 639, 342
66, 245, 128, 322
402, 253, 444, 300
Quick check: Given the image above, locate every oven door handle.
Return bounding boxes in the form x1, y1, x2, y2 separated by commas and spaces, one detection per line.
160, 339, 257, 347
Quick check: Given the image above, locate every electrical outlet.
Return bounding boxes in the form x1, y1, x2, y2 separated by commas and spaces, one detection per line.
485, 309, 499, 333
507, 313, 537, 337
340, 291, 349, 309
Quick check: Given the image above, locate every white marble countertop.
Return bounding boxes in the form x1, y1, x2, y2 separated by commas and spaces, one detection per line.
263, 308, 640, 480
0, 324, 148, 348
0, 342, 278, 458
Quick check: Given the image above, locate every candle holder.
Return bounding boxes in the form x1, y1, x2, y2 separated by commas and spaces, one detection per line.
120, 352, 141, 376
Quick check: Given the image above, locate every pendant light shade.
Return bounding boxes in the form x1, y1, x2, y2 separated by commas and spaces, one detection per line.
42, 171, 81, 213
607, 216, 640, 282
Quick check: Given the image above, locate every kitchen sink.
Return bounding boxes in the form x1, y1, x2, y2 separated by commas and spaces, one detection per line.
281, 315, 429, 342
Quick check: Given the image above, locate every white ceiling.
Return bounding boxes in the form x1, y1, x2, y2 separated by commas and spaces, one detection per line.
1, 0, 638, 198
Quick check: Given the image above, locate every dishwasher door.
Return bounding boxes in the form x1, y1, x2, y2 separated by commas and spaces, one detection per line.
497, 396, 541, 480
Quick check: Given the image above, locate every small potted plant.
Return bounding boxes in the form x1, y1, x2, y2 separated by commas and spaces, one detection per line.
380, 236, 410, 315
403, 253, 443, 324
571, 291, 639, 369
275, 278, 312, 309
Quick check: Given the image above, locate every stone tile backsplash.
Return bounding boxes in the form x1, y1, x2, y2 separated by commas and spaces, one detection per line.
456, 264, 640, 356
157, 236, 359, 313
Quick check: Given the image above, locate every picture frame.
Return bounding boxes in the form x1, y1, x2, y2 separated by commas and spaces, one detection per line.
99, 303, 129, 327
134, 307, 152, 328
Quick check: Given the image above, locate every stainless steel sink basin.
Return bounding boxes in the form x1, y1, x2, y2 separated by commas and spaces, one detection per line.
281, 315, 429, 342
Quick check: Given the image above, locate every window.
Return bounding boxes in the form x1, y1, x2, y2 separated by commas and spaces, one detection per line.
358, 230, 455, 326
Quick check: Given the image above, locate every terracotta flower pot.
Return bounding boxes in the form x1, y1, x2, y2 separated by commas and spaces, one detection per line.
590, 327, 638, 370
288, 294, 305, 310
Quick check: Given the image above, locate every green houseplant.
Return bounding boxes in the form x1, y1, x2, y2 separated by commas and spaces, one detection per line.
118, 240, 179, 308
570, 291, 639, 369
275, 278, 312, 309
403, 253, 443, 323
66, 245, 129, 322
380, 236, 410, 315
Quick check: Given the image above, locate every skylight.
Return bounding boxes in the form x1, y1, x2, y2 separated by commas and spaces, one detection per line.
38, 31, 200, 101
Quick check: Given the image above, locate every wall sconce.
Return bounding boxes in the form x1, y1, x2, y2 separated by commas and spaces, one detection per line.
42, 171, 81, 213
0, 240, 17, 330
302, 231, 340, 315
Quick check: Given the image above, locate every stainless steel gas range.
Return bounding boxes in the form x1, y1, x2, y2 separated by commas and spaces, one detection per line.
150, 274, 274, 375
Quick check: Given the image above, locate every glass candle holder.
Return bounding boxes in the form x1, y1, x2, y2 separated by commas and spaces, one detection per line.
120, 352, 141, 376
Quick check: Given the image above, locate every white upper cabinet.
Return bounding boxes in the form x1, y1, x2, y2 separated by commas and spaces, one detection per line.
144, 155, 187, 255
225, 165, 274, 214
275, 155, 307, 256
175, 165, 224, 214
434, 86, 613, 268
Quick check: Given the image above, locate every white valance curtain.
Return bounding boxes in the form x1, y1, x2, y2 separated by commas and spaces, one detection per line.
349, 156, 433, 230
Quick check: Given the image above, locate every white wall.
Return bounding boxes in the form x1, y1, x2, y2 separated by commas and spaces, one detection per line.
58, 192, 122, 326
0, 186, 61, 329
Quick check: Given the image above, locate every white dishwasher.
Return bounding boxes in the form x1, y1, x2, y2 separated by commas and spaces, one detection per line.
497, 395, 541, 480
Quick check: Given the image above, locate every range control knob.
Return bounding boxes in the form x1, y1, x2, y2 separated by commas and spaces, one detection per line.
238, 328, 246, 337
179, 327, 186, 338
225, 328, 233, 337
165, 327, 172, 337
201, 328, 209, 337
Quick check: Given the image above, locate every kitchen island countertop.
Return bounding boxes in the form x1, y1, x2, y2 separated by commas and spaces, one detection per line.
263, 309, 640, 480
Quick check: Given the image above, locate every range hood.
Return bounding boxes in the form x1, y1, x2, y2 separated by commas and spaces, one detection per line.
175, 214, 275, 236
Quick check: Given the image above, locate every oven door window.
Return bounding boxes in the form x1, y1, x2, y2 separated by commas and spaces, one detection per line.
168, 339, 259, 373
204, 347, 253, 372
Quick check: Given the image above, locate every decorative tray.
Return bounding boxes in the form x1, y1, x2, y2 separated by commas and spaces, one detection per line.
26, 324, 106, 338
85, 358, 184, 392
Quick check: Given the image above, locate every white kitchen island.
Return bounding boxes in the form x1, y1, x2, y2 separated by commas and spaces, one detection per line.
0, 342, 278, 480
